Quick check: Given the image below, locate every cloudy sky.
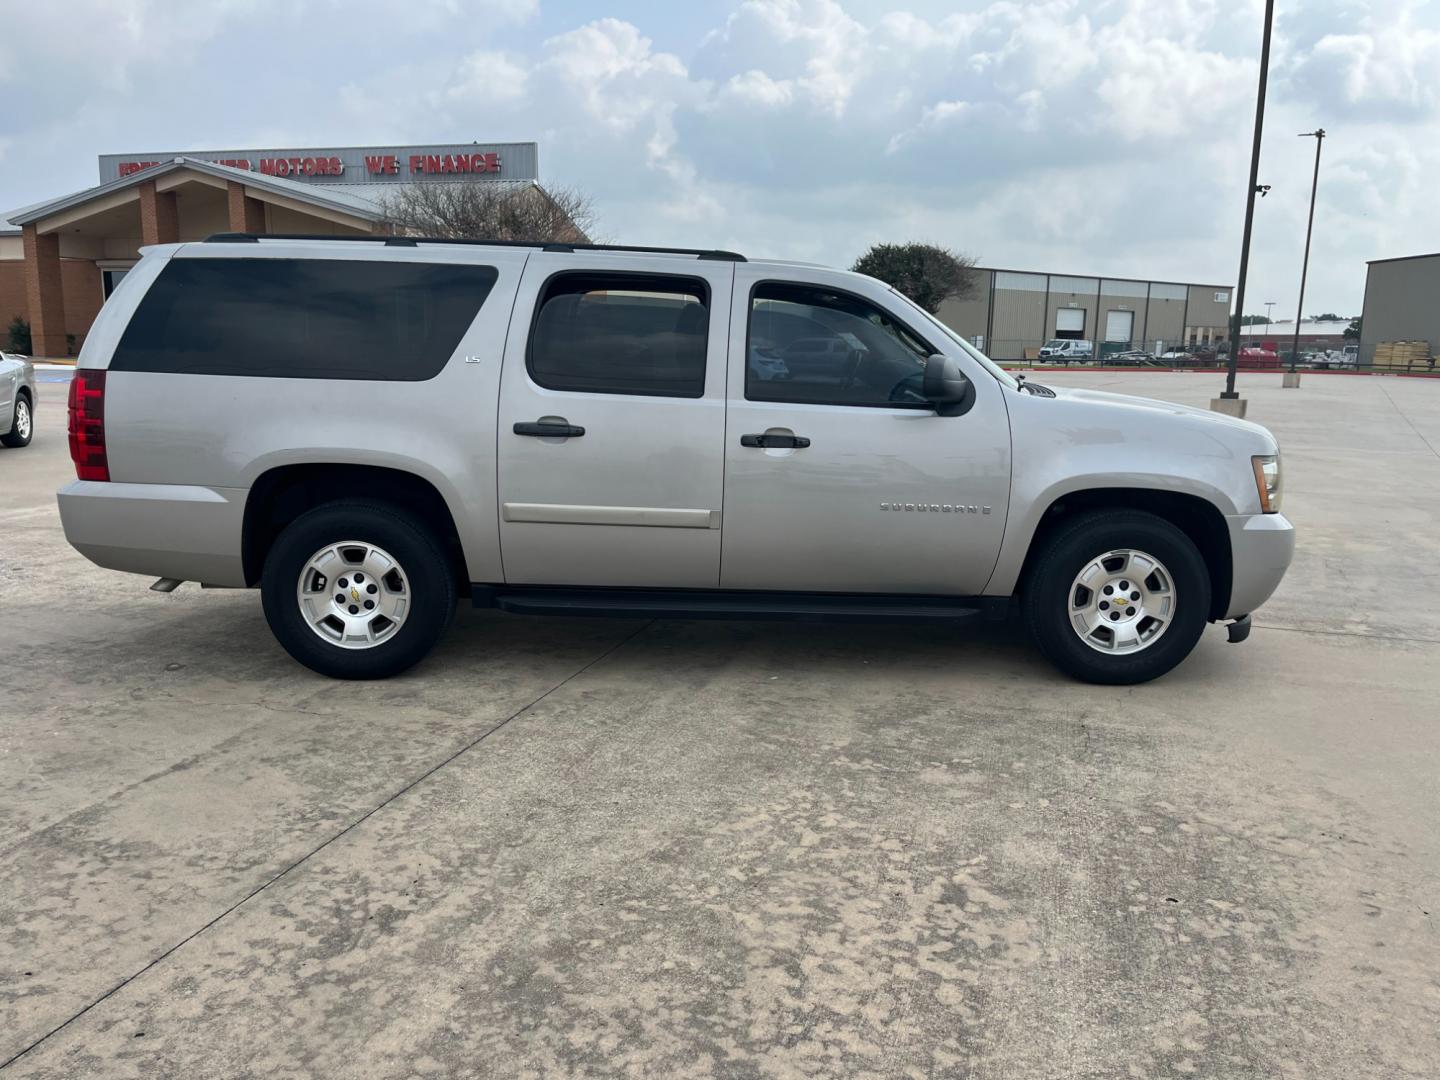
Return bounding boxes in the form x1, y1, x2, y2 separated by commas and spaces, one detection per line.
3, 0, 1436, 316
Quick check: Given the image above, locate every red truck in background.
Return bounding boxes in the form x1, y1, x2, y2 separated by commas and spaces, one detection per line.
1237, 345, 1282, 369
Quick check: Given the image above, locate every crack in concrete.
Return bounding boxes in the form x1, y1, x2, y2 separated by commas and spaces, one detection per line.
1253, 622, 1440, 646
1377, 383, 1440, 462
0, 619, 656, 1072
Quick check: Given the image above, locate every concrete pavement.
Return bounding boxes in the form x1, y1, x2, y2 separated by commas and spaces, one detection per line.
1, 371, 1437, 1078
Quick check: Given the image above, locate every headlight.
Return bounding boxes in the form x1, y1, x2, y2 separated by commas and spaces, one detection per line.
1252, 454, 1282, 513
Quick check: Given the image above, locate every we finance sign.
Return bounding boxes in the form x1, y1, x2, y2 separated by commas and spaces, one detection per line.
98, 143, 540, 185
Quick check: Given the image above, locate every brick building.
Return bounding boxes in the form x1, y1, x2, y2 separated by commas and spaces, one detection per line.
2, 142, 572, 357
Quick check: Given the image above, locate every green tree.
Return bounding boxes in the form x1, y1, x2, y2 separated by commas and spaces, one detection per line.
6, 316, 31, 355
1344, 317, 1362, 341
851, 242, 976, 314
1310, 312, 1344, 321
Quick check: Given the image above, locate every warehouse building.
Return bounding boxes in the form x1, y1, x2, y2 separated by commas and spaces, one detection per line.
1, 142, 579, 357
938, 268, 1233, 360
1358, 253, 1440, 367
1245, 319, 1353, 353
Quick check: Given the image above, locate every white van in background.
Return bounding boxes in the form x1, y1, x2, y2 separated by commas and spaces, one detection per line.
1038, 339, 1093, 362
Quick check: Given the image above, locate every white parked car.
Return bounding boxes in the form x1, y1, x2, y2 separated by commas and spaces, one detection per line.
0, 351, 37, 448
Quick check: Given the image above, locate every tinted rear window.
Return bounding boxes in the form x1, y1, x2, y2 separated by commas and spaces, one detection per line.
110, 257, 497, 380
528, 272, 709, 398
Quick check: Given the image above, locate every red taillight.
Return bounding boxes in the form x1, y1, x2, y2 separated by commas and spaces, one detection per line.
68, 370, 109, 481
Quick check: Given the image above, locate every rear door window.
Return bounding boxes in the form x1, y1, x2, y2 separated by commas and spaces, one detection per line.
527, 272, 709, 398
110, 257, 497, 380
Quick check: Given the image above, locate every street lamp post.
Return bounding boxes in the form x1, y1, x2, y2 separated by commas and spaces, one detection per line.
1288, 128, 1326, 380
1264, 300, 1276, 348
1217, 0, 1275, 416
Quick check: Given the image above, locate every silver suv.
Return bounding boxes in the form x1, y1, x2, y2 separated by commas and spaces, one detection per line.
58, 235, 1293, 684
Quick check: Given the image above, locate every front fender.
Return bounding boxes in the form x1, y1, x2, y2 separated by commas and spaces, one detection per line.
984, 389, 1268, 595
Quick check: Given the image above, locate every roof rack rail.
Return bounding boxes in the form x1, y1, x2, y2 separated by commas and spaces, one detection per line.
203, 233, 746, 262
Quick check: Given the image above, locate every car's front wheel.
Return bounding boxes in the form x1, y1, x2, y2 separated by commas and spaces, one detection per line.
1024, 510, 1210, 684
1, 394, 32, 448
261, 500, 456, 679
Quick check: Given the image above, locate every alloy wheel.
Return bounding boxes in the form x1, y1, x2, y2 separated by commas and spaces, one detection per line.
1067, 548, 1177, 655
295, 540, 410, 650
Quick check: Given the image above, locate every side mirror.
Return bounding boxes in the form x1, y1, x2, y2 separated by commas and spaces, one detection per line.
922, 354, 974, 416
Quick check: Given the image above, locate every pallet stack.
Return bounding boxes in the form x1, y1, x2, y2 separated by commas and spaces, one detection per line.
1372, 340, 1434, 371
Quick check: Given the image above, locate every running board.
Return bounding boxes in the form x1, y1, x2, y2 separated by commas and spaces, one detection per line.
471, 586, 1006, 624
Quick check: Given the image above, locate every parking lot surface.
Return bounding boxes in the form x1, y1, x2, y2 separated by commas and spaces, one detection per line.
2, 371, 1438, 1078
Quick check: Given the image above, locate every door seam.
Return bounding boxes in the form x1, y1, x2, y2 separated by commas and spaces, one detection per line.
494, 251, 533, 585
715, 263, 737, 588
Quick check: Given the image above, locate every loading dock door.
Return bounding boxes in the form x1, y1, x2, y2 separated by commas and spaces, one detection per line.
1105, 309, 1134, 344
1055, 308, 1085, 338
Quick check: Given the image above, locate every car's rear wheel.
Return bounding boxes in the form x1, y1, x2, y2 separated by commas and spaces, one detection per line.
261, 500, 456, 679
1024, 510, 1210, 684
1, 394, 32, 448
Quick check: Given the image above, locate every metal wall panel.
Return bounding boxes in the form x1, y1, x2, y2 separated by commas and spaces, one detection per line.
1100, 279, 1147, 298
1185, 284, 1231, 341
1359, 255, 1440, 364
990, 283, 1048, 358
993, 271, 1047, 292
1145, 296, 1185, 347
936, 270, 992, 345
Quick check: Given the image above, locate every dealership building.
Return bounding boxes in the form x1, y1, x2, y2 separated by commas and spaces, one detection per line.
938, 267, 1234, 359
0, 142, 572, 357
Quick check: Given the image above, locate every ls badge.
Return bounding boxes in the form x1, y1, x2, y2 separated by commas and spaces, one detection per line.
880, 502, 991, 514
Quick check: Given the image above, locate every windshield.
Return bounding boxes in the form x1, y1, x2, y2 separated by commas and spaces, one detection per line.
886, 288, 1019, 390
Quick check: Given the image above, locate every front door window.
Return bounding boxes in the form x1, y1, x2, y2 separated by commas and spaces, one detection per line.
746, 283, 934, 408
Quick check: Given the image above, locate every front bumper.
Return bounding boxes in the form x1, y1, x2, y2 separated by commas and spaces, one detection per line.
57, 480, 248, 586
1224, 512, 1294, 619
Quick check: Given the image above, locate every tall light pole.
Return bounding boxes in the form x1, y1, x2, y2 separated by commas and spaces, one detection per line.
1218, 0, 1275, 413
1264, 300, 1276, 347
1288, 128, 1326, 378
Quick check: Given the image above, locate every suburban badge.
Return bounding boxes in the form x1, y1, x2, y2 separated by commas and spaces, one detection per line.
879, 503, 991, 514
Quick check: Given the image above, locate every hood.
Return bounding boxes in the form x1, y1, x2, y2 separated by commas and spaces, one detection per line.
1046, 385, 1275, 440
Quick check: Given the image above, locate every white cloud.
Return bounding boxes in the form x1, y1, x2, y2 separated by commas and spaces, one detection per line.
443, 50, 530, 105
538, 18, 693, 129
704, 0, 870, 115
0, 0, 263, 87
718, 70, 795, 109
1295, 22, 1440, 113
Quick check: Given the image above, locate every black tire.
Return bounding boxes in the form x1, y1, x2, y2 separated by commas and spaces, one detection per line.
1023, 510, 1210, 685
1, 393, 32, 448
260, 499, 456, 679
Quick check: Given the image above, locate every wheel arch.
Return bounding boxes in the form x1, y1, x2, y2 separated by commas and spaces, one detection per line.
242, 463, 468, 593
1012, 488, 1232, 621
